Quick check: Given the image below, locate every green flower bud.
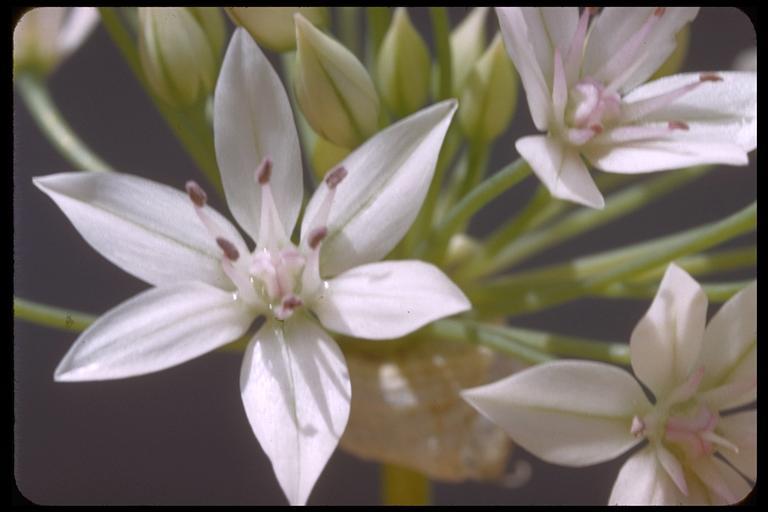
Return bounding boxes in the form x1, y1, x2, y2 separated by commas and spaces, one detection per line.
294, 13, 380, 149
226, 7, 328, 52
459, 34, 518, 142
377, 8, 431, 118
311, 136, 351, 182
650, 25, 690, 80
450, 7, 488, 96
138, 7, 225, 106
14, 7, 98, 76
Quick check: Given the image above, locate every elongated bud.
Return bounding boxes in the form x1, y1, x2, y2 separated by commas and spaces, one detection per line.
311, 136, 351, 181
13, 7, 98, 76
294, 13, 380, 149
459, 34, 518, 142
138, 7, 225, 106
377, 8, 431, 118
226, 7, 328, 52
650, 24, 690, 80
448, 7, 489, 97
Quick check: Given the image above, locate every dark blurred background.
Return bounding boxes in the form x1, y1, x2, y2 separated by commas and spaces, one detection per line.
13, 7, 756, 505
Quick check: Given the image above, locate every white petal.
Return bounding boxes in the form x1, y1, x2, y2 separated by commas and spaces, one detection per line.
516, 135, 605, 209
240, 316, 351, 506
691, 455, 752, 505
623, 72, 757, 152
55, 282, 253, 381
58, 7, 99, 56
462, 360, 648, 466
584, 7, 699, 92
630, 263, 707, 399
717, 411, 757, 481
34, 172, 246, 289
214, 28, 303, 242
301, 100, 456, 276
699, 281, 756, 391
311, 260, 470, 339
710, 458, 754, 505
609, 448, 694, 505
494, 8, 554, 131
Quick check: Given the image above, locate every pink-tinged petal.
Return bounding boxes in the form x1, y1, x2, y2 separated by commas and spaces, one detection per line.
699, 281, 756, 391
301, 100, 456, 276
240, 316, 351, 506
622, 72, 757, 152
717, 410, 756, 481
495, 8, 554, 131
55, 282, 253, 381
214, 28, 302, 242
584, 8, 699, 93
630, 264, 707, 399
609, 448, 695, 505
311, 260, 470, 340
462, 360, 648, 467
691, 455, 751, 505
34, 172, 246, 289
516, 135, 604, 209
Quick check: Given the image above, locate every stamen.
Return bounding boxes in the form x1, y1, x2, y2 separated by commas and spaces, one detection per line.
566, 126, 599, 145
256, 157, 273, 185
630, 415, 645, 437
668, 120, 690, 131
185, 181, 207, 207
274, 294, 303, 320
699, 73, 723, 82
701, 431, 740, 454
589, 124, 603, 134
600, 123, 686, 144
325, 166, 348, 189
654, 7, 666, 16
216, 237, 240, 261
564, 7, 593, 83
221, 259, 260, 306
308, 226, 328, 250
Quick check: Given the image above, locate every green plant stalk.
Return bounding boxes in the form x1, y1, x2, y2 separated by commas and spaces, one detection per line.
458, 139, 490, 199
428, 318, 553, 364
471, 166, 708, 279
16, 73, 115, 172
381, 464, 431, 505
417, 157, 530, 263
471, 202, 756, 315
597, 279, 753, 302
98, 8, 222, 193
428, 7, 452, 101
14, 297, 97, 332
476, 321, 631, 366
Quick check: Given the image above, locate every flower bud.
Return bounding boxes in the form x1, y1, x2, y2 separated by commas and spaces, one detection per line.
650, 24, 690, 80
294, 13, 380, 149
311, 136, 351, 182
138, 8, 225, 106
459, 34, 518, 142
13, 7, 98, 76
226, 7, 328, 52
377, 8, 431, 118
450, 7, 489, 96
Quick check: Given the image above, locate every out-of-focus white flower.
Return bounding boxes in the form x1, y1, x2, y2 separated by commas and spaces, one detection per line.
463, 264, 756, 505
13, 7, 99, 75
35, 28, 468, 506
733, 47, 757, 72
496, 7, 757, 209
138, 7, 225, 106
226, 7, 328, 52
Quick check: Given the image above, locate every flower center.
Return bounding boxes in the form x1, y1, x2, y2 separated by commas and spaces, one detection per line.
565, 78, 621, 134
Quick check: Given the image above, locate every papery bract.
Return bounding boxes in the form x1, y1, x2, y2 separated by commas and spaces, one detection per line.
35, 28, 469, 506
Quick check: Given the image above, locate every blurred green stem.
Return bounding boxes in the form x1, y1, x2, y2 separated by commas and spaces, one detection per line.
429, 7, 452, 101
381, 464, 431, 505
14, 297, 96, 332
16, 73, 114, 172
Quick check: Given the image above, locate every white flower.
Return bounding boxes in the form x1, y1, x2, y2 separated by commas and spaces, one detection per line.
14, 7, 99, 74
496, 7, 757, 209
34, 28, 469, 506
463, 264, 756, 505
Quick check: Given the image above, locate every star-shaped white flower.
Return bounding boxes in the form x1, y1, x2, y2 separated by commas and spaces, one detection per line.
495, 7, 757, 209
463, 264, 755, 505
34, 28, 469, 506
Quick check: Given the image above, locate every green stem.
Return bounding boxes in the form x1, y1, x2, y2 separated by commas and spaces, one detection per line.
16, 73, 114, 172
458, 138, 489, 198
366, 7, 391, 72
381, 464, 431, 505
471, 202, 756, 315
429, 7, 452, 101
14, 297, 96, 332
417, 157, 530, 262
474, 166, 708, 279
99, 8, 222, 193
428, 318, 553, 364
